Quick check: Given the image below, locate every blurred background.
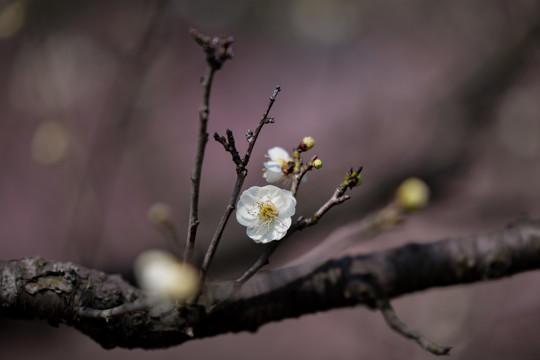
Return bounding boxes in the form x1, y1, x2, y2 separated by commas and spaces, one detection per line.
1, 0, 540, 359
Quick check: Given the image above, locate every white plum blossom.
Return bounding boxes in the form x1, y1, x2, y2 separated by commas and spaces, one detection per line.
263, 146, 293, 183
236, 185, 296, 243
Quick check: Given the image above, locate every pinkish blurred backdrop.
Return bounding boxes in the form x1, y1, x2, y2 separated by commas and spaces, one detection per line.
1, 0, 540, 359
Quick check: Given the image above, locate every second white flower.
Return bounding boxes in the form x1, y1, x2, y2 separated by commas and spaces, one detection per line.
263, 146, 293, 183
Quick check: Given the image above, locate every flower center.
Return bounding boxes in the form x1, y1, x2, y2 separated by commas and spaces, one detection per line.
257, 202, 278, 224
276, 158, 294, 176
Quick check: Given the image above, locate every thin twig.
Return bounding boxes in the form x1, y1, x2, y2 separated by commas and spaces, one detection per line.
290, 155, 318, 196
291, 167, 364, 231
293, 185, 351, 229
378, 299, 452, 356
230, 241, 279, 292
243, 85, 281, 164
198, 176, 244, 286
197, 86, 282, 297
214, 130, 243, 167
183, 30, 234, 265
184, 65, 215, 264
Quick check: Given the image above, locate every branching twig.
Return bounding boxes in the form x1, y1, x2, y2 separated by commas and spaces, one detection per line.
243, 85, 281, 164
230, 167, 363, 294
377, 299, 451, 356
183, 30, 234, 265
290, 155, 318, 196
197, 86, 282, 293
291, 167, 361, 232
214, 130, 243, 167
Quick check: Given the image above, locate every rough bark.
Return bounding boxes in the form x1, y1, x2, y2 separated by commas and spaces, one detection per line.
1, 219, 539, 349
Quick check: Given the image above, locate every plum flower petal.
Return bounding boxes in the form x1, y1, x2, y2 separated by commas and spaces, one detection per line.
236, 185, 296, 243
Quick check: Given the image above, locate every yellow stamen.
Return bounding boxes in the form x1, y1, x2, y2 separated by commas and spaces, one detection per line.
257, 202, 278, 225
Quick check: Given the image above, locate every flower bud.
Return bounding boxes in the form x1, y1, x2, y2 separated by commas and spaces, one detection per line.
313, 159, 323, 169
396, 177, 430, 211
298, 136, 315, 152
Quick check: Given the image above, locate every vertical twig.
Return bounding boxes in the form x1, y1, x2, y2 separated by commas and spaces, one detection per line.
184, 65, 215, 264
183, 30, 234, 265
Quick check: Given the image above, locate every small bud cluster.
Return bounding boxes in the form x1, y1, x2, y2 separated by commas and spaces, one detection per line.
263, 136, 322, 184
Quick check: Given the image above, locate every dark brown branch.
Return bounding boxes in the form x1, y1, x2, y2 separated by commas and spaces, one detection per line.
2, 219, 540, 351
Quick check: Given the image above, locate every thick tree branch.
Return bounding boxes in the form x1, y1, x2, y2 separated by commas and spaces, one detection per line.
1, 219, 539, 350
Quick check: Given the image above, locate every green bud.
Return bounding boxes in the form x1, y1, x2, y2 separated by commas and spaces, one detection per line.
355, 174, 363, 187
313, 159, 323, 169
